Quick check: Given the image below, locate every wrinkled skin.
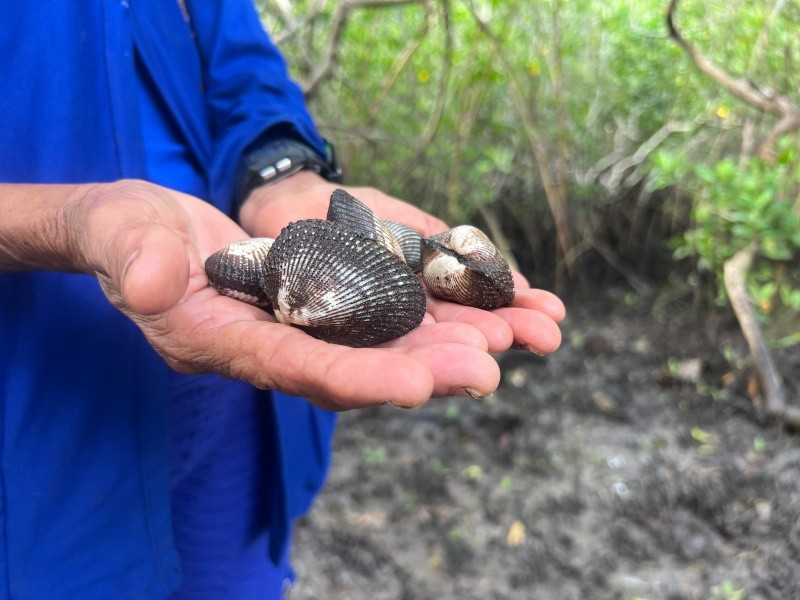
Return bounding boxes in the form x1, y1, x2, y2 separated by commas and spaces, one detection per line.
46, 172, 564, 411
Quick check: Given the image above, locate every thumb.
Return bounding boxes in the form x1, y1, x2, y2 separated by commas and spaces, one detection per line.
112, 223, 191, 315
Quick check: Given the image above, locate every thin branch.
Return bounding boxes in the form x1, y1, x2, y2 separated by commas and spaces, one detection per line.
667, 0, 780, 114
581, 118, 695, 193
304, 0, 429, 100
746, 0, 789, 79
605, 120, 694, 191
591, 237, 653, 297
366, 12, 431, 125
394, 0, 451, 187
666, 0, 800, 158
466, 0, 574, 267
273, 0, 300, 30
723, 246, 800, 428
477, 204, 520, 273
273, 0, 328, 46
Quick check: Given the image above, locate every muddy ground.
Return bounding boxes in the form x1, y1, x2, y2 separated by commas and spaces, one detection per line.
287, 289, 800, 600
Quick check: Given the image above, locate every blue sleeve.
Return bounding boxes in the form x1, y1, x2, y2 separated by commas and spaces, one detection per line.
184, 0, 326, 205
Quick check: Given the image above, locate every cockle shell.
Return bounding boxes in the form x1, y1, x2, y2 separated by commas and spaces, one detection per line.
204, 190, 518, 347
421, 225, 515, 310
262, 219, 427, 347
384, 220, 423, 273
327, 189, 405, 261
204, 238, 274, 307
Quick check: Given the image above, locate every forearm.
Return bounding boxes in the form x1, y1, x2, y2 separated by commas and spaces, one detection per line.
0, 183, 96, 273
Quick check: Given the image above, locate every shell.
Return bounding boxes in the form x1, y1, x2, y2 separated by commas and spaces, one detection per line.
205, 238, 275, 307
384, 221, 423, 273
261, 219, 427, 347
421, 225, 515, 310
327, 189, 406, 261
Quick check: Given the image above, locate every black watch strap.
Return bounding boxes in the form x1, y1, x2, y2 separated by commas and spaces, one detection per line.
236, 138, 343, 205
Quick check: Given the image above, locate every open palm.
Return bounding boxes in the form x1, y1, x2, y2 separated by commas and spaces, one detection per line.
242, 174, 565, 350
87, 178, 562, 411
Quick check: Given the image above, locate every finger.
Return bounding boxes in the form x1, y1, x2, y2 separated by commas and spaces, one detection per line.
512, 269, 530, 289
380, 321, 488, 351
115, 223, 190, 315
199, 302, 491, 405
491, 307, 563, 355
258, 200, 328, 239
263, 323, 497, 402
402, 343, 501, 399
426, 298, 514, 353
352, 186, 449, 236
304, 395, 354, 412
511, 288, 567, 322
230, 324, 436, 409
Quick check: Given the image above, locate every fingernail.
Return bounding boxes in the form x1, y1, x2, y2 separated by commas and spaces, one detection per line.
385, 400, 418, 410
459, 387, 485, 400
519, 343, 545, 356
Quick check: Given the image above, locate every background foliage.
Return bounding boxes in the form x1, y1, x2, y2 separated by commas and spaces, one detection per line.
257, 0, 799, 337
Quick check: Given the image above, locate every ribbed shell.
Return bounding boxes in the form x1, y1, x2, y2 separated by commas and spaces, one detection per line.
421, 226, 515, 310
205, 238, 274, 307
384, 221, 423, 273
262, 219, 427, 347
327, 189, 405, 260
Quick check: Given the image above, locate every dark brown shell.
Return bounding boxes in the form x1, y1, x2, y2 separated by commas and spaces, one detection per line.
327, 189, 405, 260
262, 219, 427, 347
421, 225, 514, 310
384, 221, 423, 273
204, 238, 274, 307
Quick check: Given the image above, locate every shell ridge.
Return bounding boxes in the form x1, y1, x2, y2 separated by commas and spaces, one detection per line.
262, 218, 426, 346
210, 193, 515, 345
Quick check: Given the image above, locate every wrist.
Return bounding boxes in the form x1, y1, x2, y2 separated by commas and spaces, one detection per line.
0, 182, 105, 273
235, 138, 341, 204
238, 170, 332, 235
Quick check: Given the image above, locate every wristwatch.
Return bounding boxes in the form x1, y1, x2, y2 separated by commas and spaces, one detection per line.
235, 138, 343, 204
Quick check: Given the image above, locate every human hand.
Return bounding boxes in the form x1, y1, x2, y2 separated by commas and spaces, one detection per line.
241, 171, 565, 359
65, 179, 526, 410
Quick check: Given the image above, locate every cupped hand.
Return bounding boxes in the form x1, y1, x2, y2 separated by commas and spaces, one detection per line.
241, 171, 565, 358
72, 179, 509, 410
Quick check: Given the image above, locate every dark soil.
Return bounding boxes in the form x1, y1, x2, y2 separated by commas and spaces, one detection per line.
287, 289, 800, 600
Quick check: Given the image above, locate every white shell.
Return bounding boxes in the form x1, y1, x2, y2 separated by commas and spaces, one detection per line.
421, 226, 514, 309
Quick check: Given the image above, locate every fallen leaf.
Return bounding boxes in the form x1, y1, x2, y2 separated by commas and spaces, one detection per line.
462, 464, 483, 481
690, 426, 718, 446
507, 520, 526, 547
592, 391, 617, 413
673, 358, 703, 383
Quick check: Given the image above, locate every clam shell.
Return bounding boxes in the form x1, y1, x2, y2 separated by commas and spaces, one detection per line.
384, 221, 423, 273
421, 225, 515, 310
205, 238, 274, 307
262, 219, 427, 347
327, 189, 405, 261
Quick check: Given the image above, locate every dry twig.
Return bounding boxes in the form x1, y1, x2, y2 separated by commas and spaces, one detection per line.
666, 0, 800, 159
466, 0, 574, 272
723, 246, 800, 428
304, 0, 430, 100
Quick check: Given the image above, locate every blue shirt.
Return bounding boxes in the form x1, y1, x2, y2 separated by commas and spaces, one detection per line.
0, 2, 336, 597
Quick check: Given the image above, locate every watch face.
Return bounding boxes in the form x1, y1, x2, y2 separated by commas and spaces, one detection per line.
237, 138, 342, 203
